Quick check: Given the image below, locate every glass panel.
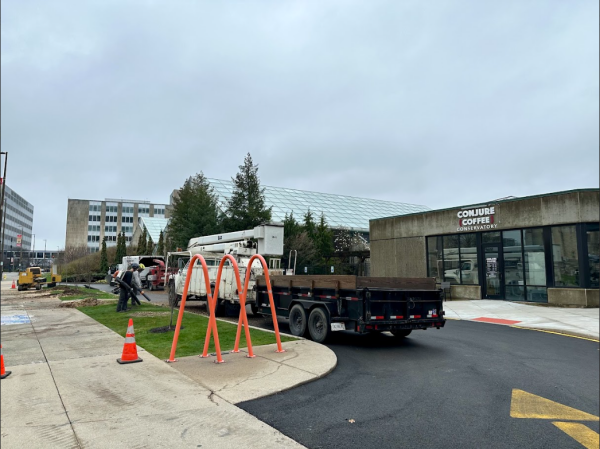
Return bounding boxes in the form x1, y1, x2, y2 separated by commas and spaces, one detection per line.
505, 284, 525, 301
427, 236, 443, 282
484, 246, 501, 296
503, 230, 524, 288
526, 286, 548, 303
551, 226, 579, 287
443, 235, 460, 284
523, 228, 546, 286
459, 233, 478, 284
588, 229, 599, 288
482, 231, 501, 243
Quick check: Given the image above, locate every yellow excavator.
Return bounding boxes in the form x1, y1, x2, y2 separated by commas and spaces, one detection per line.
17, 266, 61, 291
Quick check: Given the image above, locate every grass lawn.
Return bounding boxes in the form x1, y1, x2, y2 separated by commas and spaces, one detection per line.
53, 285, 118, 301
79, 302, 296, 360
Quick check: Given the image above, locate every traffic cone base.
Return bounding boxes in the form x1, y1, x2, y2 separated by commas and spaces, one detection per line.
1, 345, 11, 379
117, 319, 143, 364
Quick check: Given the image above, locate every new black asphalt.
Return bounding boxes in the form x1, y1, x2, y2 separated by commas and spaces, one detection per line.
238, 321, 599, 449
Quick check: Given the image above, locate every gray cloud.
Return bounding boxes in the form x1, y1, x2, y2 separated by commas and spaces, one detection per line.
2, 0, 598, 249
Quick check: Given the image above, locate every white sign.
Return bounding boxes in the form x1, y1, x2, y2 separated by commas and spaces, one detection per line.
457, 206, 498, 232
331, 322, 346, 331
331, 266, 334, 273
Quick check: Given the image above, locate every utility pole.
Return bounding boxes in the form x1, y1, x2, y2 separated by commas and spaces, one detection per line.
20, 227, 24, 270
0, 151, 7, 276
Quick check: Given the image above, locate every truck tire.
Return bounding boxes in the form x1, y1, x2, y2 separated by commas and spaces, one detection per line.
168, 283, 180, 308
36, 284, 42, 290
149, 283, 154, 291
307, 307, 330, 343
289, 304, 307, 337
214, 300, 226, 317
250, 303, 259, 316
391, 329, 412, 338
17, 284, 23, 291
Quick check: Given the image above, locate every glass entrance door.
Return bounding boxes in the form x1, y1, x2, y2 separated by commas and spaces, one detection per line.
483, 245, 504, 299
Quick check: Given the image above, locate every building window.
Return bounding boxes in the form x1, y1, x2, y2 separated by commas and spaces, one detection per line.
427, 236, 442, 283
442, 235, 460, 284
551, 226, 579, 287
503, 230, 524, 301
523, 228, 547, 302
459, 233, 477, 285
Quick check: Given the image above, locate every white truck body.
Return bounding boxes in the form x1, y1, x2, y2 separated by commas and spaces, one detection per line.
168, 224, 285, 311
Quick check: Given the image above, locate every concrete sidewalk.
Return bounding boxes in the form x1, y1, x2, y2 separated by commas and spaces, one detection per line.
444, 299, 599, 340
0, 281, 336, 448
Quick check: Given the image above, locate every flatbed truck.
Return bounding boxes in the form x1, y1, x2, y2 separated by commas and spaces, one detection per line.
254, 275, 446, 343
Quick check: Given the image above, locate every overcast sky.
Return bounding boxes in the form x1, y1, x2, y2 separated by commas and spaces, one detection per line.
2, 0, 598, 250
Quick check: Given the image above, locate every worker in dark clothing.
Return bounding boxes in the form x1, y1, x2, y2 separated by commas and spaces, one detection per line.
117, 266, 135, 312
129, 263, 144, 307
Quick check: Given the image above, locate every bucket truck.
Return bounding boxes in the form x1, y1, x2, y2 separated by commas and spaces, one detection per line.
166, 224, 285, 315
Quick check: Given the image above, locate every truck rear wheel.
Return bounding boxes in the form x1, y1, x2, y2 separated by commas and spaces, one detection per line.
391, 329, 412, 338
36, 284, 42, 290
289, 304, 307, 337
308, 307, 330, 343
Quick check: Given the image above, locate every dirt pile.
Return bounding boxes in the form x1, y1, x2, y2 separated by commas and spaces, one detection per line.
59, 298, 113, 308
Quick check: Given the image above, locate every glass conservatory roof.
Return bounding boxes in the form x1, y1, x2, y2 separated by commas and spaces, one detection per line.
206, 178, 430, 231
139, 217, 169, 242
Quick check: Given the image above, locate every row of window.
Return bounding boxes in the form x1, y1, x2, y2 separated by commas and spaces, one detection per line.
5, 203, 33, 222
4, 210, 33, 231
88, 225, 135, 234
122, 216, 134, 223
106, 205, 118, 213
155, 208, 165, 215
105, 226, 118, 233
106, 216, 118, 222
138, 207, 150, 214
89, 215, 101, 222
88, 236, 132, 246
122, 206, 134, 214
88, 225, 101, 232
89, 205, 102, 212
427, 224, 599, 292
7, 188, 34, 214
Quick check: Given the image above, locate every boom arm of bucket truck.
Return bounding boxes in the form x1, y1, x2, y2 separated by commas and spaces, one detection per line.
186, 224, 284, 257
166, 223, 284, 312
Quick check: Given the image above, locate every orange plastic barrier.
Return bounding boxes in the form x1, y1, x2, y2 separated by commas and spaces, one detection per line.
168, 254, 221, 362
168, 253, 284, 364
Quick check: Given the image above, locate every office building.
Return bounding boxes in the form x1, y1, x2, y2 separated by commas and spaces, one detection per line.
65, 198, 169, 252
370, 189, 599, 307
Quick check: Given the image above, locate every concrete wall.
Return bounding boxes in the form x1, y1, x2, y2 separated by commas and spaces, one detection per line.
548, 288, 599, 308
65, 199, 89, 249
370, 189, 599, 278
450, 285, 481, 300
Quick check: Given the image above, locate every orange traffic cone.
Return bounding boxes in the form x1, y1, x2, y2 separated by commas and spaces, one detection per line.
11, 280, 16, 289
1, 345, 11, 379
117, 319, 143, 364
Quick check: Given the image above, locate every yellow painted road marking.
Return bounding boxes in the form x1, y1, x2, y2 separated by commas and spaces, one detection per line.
510, 326, 599, 343
510, 389, 599, 421
553, 422, 600, 449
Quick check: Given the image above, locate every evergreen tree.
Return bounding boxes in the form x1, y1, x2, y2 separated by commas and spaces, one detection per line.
146, 235, 154, 255
157, 230, 165, 256
223, 153, 271, 231
302, 209, 317, 241
137, 228, 147, 253
315, 213, 334, 261
283, 211, 301, 240
169, 172, 222, 249
99, 237, 109, 273
115, 232, 127, 264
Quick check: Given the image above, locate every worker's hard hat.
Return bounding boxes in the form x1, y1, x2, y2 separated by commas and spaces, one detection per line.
138, 263, 145, 270
131, 263, 139, 269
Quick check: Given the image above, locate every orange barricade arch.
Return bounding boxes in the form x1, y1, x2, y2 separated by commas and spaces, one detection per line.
168, 254, 224, 363
200, 254, 251, 360
168, 253, 285, 364
234, 254, 284, 354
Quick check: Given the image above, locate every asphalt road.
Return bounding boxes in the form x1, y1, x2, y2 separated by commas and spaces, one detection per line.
237, 320, 599, 449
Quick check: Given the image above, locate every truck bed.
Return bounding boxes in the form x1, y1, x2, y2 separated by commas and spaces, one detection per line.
255, 275, 446, 341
